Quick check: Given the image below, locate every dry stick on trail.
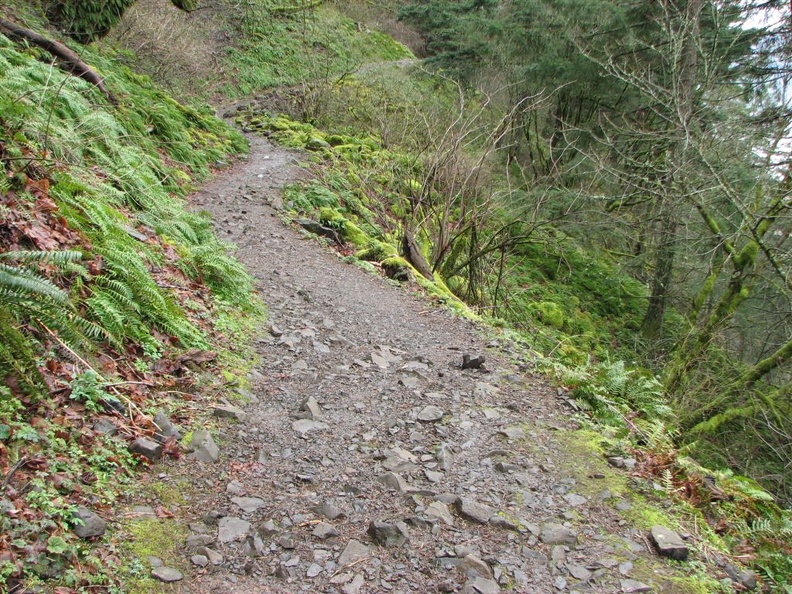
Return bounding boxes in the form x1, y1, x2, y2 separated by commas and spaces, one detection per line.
0, 18, 117, 106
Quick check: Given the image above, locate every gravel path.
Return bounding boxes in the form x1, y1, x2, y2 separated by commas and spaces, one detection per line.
142, 136, 693, 594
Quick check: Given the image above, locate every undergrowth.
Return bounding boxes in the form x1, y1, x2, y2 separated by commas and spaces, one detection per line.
221, 2, 413, 96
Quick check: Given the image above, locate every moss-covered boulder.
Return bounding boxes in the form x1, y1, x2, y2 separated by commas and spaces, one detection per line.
318, 207, 369, 247
534, 301, 565, 330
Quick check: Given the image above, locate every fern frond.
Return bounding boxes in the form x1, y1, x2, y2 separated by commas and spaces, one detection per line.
0, 264, 70, 303
0, 250, 83, 266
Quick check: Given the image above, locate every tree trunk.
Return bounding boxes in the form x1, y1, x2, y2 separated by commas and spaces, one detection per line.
641, 205, 677, 340
401, 228, 434, 281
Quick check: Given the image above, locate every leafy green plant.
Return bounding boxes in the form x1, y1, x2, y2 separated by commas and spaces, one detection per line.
0, 250, 96, 393
69, 369, 117, 412
555, 358, 668, 425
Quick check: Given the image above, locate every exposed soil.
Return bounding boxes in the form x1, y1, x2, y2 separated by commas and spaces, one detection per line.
130, 136, 704, 594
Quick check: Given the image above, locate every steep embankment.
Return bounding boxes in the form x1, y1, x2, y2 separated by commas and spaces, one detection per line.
0, 11, 257, 592
110, 136, 730, 594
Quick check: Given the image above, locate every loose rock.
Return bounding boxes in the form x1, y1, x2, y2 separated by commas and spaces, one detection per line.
129, 437, 162, 462
313, 521, 339, 539
540, 523, 578, 546
426, 501, 455, 526
379, 471, 408, 492
151, 567, 183, 582
461, 554, 492, 579
153, 412, 181, 443
188, 429, 220, 463
191, 555, 209, 567
417, 405, 444, 422
72, 506, 106, 539
292, 419, 329, 435
462, 576, 500, 594
649, 525, 688, 561
367, 520, 409, 547
218, 517, 251, 543
213, 404, 247, 422
231, 496, 266, 513
455, 497, 494, 524
338, 539, 371, 567
621, 579, 653, 592
298, 396, 323, 419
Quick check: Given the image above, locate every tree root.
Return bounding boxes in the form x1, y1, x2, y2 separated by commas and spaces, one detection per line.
0, 18, 117, 106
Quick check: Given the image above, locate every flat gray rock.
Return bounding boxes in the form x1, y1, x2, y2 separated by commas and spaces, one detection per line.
462, 576, 501, 594
455, 498, 494, 524
540, 523, 578, 545
313, 521, 339, 539
312, 501, 345, 520
292, 419, 329, 434
461, 554, 492, 579
621, 579, 653, 592
153, 412, 180, 442
188, 429, 220, 463
367, 520, 408, 547
72, 506, 106, 539
191, 554, 208, 567
338, 539, 372, 567
231, 496, 266, 513
299, 396, 323, 419
649, 525, 688, 560
342, 573, 365, 594
417, 405, 444, 422
306, 562, 323, 577
200, 547, 223, 565
213, 404, 247, 422
564, 493, 588, 507
379, 471, 408, 492
218, 516, 251, 543
185, 534, 214, 549
568, 563, 592, 581
425, 501, 455, 526
498, 426, 525, 440
151, 566, 183, 582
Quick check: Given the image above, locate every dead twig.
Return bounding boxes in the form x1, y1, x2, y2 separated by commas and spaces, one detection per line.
1, 456, 28, 490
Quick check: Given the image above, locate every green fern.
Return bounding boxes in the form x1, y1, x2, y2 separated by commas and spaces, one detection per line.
0, 250, 90, 394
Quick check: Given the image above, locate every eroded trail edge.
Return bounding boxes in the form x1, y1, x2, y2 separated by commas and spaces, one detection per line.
148, 137, 687, 594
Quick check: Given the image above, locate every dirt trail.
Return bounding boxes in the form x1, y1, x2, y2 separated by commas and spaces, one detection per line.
152, 136, 688, 594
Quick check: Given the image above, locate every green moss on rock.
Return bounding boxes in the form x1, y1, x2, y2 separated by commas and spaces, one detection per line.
318, 207, 369, 247
356, 239, 398, 261
534, 301, 565, 329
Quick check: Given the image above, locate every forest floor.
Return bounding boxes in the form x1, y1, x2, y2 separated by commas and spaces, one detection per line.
124, 136, 718, 594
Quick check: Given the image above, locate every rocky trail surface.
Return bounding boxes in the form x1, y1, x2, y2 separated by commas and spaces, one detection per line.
132, 136, 701, 594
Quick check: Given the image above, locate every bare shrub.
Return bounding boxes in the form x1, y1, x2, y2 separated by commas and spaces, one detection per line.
106, 0, 225, 95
